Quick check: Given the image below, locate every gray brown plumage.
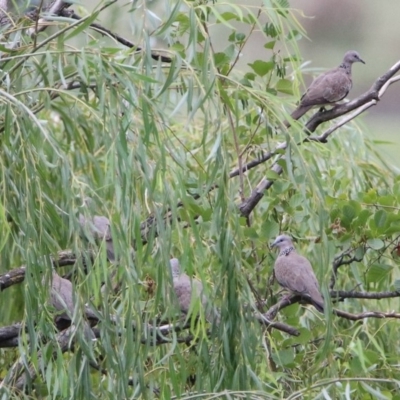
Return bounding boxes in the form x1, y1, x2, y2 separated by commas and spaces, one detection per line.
169, 258, 219, 324
285, 51, 365, 127
271, 235, 324, 312
49, 271, 97, 333
79, 213, 115, 261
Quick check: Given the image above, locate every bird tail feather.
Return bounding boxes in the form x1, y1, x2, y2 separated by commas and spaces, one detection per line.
283, 105, 313, 128
312, 299, 324, 313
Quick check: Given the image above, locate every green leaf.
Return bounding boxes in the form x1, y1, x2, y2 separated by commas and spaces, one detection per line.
219, 12, 240, 22
260, 219, 280, 239
264, 41, 276, 49
367, 238, 385, 250
272, 349, 295, 367
353, 209, 372, 228
374, 209, 387, 229
342, 204, 357, 226
235, 33, 246, 42
363, 189, 378, 203
289, 193, 303, 209
275, 79, 293, 94
330, 207, 340, 221
205, 5, 239, 29
377, 195, 394, 206
248, 60, 274, 77
277, 0, 289, 8
244, 72, 256, 81
325, 195, 336, 208
360, 382, 392, 400
367, 263, 392, 283
393, 279, 400, 292
350, 357, 363, 375
287, 29, 302, 41
287, 328, 311, 345
354, 246, 366, 259
348, 200, 362, 214
214, 52, 231, 67
0, 202, 10, 252
243, 227, 259, 239
263, 22, 280, 38
170, 42, 185, 55
265, 170, 281, 180
65, 13, 99, 41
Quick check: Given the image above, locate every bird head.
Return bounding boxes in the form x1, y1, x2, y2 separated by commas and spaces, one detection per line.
169, 258, 181, 278
270, 234, 294, 250
344, 50, 365, 64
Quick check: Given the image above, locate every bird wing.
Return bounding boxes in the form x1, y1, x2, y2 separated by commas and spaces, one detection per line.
50, 273, 74, 320
173, 274, 214, 317
79, 214, 115, 260
300, 69, 352, 107
92, 216, 112, 241
275, 254, 323, 305
79, 214, 112, 240
173, 273, 195, 313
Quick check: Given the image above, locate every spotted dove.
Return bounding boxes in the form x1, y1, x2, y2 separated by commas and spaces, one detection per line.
169, 258, 219, 324
285, 50, 365, 127
49, 271, 97, 334
271, 235, 324, 312
79, 209, 115, 261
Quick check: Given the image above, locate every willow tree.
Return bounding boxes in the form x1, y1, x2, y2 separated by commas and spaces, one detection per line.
0, 0, 400, 398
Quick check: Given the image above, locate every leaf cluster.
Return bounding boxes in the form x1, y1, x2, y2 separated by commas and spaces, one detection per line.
0, 0, 399, 399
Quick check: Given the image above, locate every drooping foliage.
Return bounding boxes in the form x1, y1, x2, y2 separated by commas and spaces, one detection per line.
0, 0, 400, 398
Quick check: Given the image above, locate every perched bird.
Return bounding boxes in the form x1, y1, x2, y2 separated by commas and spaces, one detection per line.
271, 235, 324, 312
169, 258, 219, 324
49, 271, 97, 334
285, 50, 365, 127
79, 204, 115, 261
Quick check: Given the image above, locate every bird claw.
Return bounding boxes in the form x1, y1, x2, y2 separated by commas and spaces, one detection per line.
280, 293, 293, 303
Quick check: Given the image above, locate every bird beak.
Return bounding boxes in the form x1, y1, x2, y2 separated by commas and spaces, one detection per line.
270, 241, 277, 248
359, 58, 365, 64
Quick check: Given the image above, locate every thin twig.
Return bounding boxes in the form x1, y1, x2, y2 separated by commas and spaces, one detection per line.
62, 10, 173, 63
330, 248, 364, 289
331, 290, 400, 300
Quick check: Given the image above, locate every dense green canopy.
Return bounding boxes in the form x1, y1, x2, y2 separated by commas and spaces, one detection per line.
0, 1, 400, 398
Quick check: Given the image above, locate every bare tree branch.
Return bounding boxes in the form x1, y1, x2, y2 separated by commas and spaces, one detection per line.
0, 323, 22, 344
0, 318, 196, 349
333, 309, 400, 321
331, 290, 400, 300
238, 162, 283, 218
262, 292, 400, 327
0, 250, 88, 291
330, 249, 364, 289
262, 294, 303, 321
229, 142, 285, 178
27, 0, 69, 36
256, 314, 300, 336
60, 10, 173, 63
